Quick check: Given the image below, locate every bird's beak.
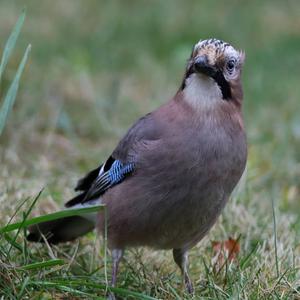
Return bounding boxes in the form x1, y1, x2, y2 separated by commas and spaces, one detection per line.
193, 55, 217, 78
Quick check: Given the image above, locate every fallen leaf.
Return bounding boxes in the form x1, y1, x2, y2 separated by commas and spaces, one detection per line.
211, 237, 240, 272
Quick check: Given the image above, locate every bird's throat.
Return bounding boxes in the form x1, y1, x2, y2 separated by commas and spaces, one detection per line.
183, 74, 223, 110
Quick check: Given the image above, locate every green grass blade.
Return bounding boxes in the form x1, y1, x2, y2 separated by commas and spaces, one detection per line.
19, 259, 65, 271
5, 190, 43, 259
0, 205, 104, 233
16, 276, 29, 300
5, 197, 31, 228
271, 189, 279, 277
3, 233, 23, 252
0, 43, 31, 135
29, 279, 158, 300
0, 9, 26, 82
27, 281, 106, 299
239, 241, 259, 270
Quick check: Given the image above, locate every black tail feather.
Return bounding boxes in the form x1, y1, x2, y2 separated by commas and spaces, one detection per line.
27, 215, 95, 244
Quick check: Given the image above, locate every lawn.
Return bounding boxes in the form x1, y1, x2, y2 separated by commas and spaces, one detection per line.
0, 1, 299, 299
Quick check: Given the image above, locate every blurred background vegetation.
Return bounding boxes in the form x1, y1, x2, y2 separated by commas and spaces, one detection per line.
0, 0, 299, 298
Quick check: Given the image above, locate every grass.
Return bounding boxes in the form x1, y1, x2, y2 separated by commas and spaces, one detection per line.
0, 9, 30, 135
0, 0, 300, 299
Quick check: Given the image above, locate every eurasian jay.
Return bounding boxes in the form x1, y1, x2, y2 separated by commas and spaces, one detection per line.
27, 38, 247, 295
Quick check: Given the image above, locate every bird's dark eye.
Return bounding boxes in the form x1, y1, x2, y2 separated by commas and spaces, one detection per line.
226, 60, 235, 72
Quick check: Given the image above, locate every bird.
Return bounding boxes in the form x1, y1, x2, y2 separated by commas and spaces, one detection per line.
27, 38, 247, 295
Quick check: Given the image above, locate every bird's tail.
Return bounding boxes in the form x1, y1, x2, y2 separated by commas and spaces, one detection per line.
27, 215, 95, 244
26, 198, 99, 244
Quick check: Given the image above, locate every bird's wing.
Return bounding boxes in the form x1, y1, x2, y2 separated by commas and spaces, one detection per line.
65, 112, 162, 207
74, 165, 103, 192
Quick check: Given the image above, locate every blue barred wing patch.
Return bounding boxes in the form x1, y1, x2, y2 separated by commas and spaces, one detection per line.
109, 160, 135, 184
84, 159, 135, 201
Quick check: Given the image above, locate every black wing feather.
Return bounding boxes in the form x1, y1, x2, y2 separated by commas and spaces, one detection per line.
75, 165, 102, 192
82, 173, 113, 203
65, 156, 117, 207
65, 192, 87, 208
80, 158, 134, 204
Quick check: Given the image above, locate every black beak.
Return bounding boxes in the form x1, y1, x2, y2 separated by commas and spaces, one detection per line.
193, 55, 217, 78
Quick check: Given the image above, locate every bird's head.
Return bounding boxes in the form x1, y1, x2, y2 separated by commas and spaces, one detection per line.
181, 39, 245, 107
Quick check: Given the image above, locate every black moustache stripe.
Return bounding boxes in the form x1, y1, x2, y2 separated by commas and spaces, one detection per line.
212, 71, 231, 100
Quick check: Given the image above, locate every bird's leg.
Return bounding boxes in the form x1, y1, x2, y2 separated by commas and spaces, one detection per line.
111, 249, 123, 287
173, 248, 194, 294
108, 249, 123, 300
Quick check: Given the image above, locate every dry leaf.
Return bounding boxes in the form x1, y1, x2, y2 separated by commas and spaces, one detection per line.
211, 237, 240, 271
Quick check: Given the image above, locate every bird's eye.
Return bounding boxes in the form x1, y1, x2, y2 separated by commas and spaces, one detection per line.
226, 60, 235, 72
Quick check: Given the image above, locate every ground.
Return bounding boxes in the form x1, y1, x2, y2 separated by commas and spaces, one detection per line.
0, 1, 299, 299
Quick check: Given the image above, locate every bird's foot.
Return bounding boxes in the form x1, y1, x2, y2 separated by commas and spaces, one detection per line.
107, 291, 116, 300
185, 274, 194, 294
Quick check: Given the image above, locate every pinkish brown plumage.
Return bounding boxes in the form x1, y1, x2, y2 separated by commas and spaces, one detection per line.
28, 38, 247, 297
